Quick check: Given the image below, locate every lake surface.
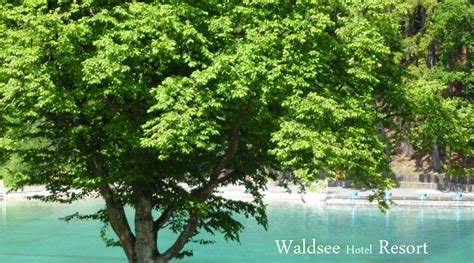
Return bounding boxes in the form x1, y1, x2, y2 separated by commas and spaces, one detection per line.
0, 199, 473, 262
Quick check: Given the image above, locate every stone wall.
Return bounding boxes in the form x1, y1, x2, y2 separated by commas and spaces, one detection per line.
396, 172, 473, 192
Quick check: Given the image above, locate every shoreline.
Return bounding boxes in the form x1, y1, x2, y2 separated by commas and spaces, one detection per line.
3, 184, 474, 208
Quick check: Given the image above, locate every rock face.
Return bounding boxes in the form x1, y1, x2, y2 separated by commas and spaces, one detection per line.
327, 154, 473, 192
391, 155, 473, 192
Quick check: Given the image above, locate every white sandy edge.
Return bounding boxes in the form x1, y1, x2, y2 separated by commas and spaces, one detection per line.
3, 185, 325, 203
3, 184, 474, 207
217, 189, 327, 203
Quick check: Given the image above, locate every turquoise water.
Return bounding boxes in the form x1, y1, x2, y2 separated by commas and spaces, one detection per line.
0, 199, 473, 262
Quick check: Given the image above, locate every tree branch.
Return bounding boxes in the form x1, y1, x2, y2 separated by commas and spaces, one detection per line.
197, 94, 255, 199
88, 159, 136, 261
99, 184, 136, 262
156, 95, 254, 261
381, 112, 410, 120
153, 183, 190, 230
160, 208, 199, 262
154, 205, 177, 230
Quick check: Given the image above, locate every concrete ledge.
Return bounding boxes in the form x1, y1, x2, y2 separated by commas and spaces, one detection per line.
398, 182, 438, 189
326, 199, 474, 208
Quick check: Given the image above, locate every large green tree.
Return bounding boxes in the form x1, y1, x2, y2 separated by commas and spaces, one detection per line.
0, 1, 404, 262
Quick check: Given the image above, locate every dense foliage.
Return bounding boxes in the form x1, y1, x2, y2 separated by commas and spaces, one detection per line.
401, 0, 472, 176
0, 0, 471, 262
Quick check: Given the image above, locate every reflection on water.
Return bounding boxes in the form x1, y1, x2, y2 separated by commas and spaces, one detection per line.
0, 200, 473, 263
384, 210, 390, 231
420, 207, 425, 224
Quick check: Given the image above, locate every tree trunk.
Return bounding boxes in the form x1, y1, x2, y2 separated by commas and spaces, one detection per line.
405, 15, 410, 36
94, 95, 253, 262
398, 119, 414, 157
432, 144, 441, 171
467, 175, 471, 192
133, 194, 158, 263
401, 136, 414, 157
